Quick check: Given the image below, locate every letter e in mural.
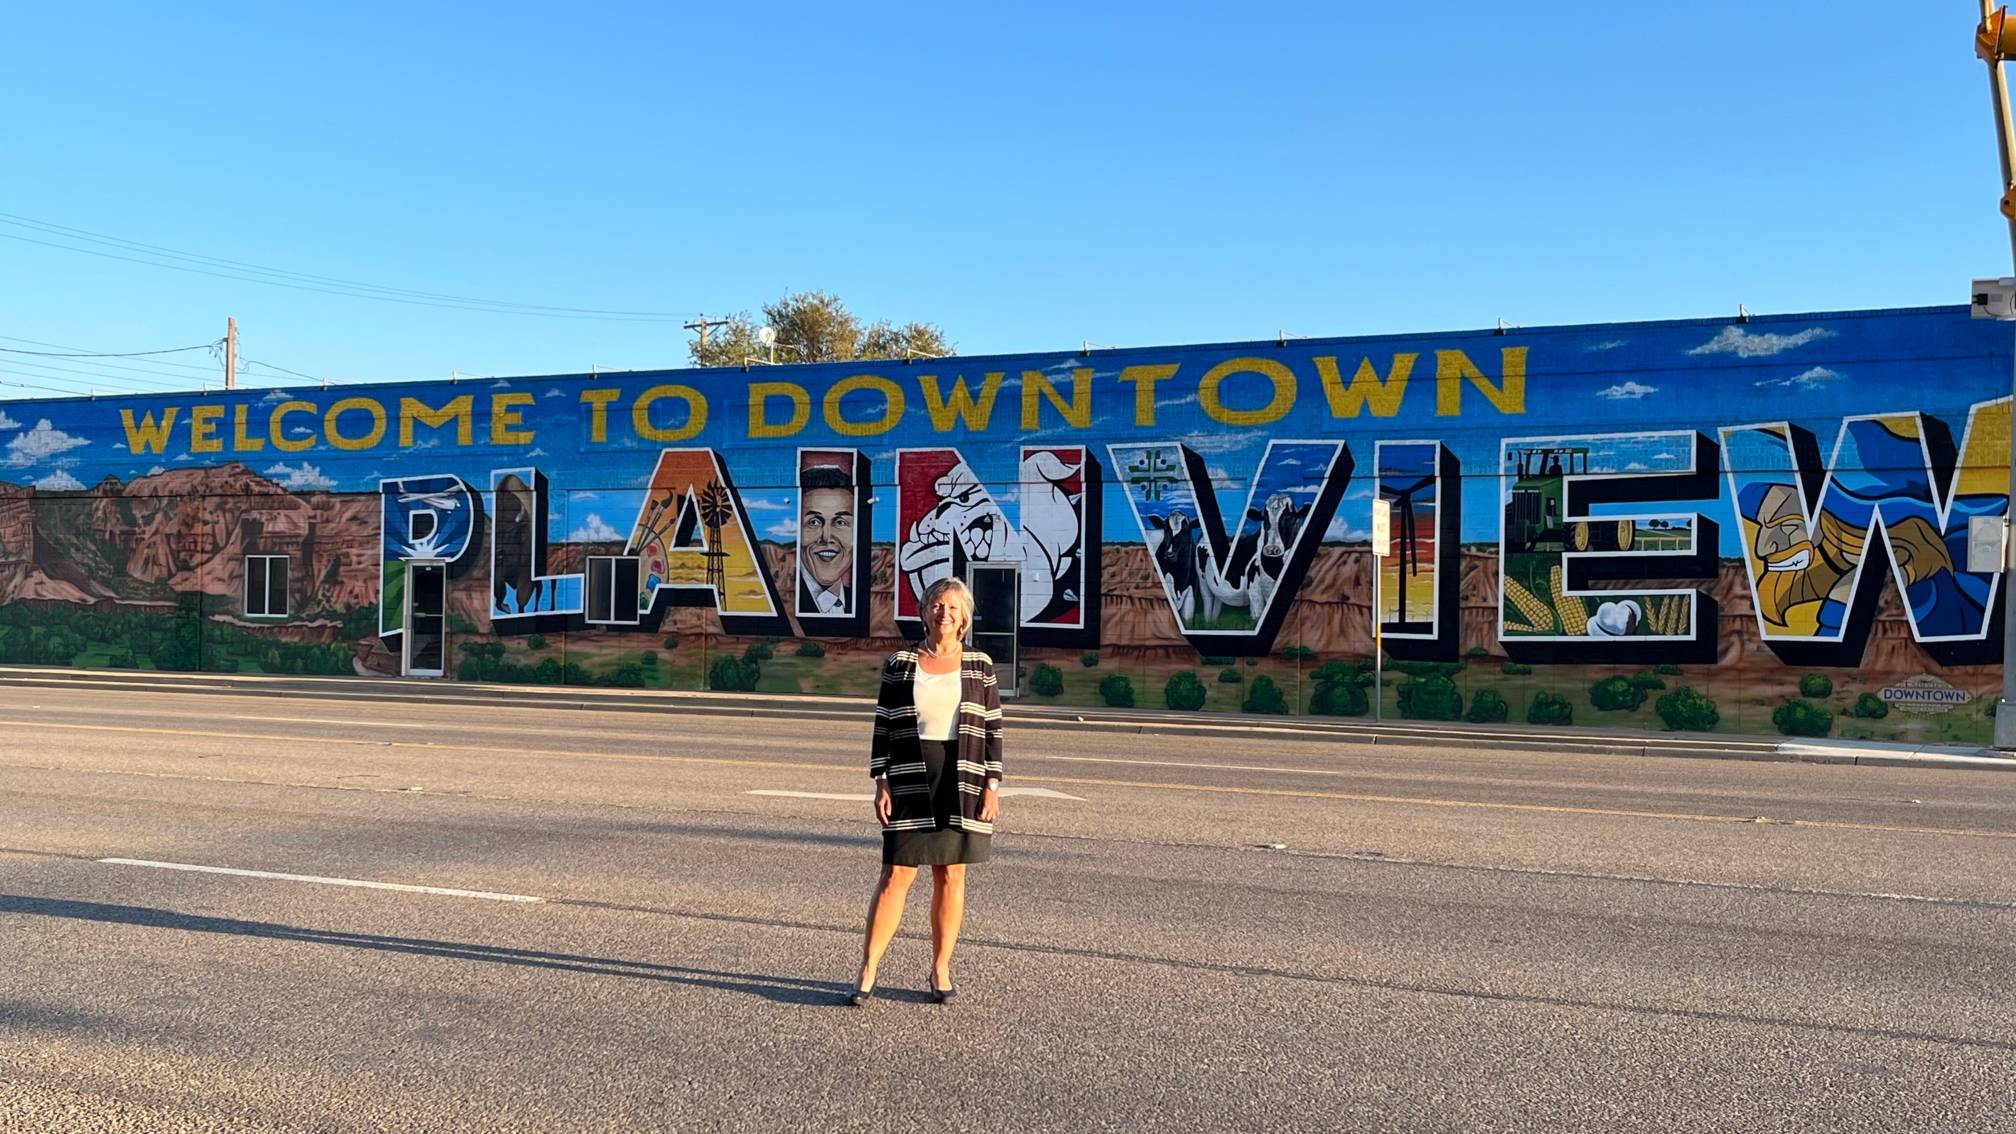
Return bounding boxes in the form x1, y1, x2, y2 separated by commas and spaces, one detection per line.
489, 467, 585, 625
379, 474, 482, 638
1721, 399, 2010, 667
1108, 439, 1350, 657
620, 449, 790, 636
1498, 431, 1720, 663
1376, 440, 1463, 660
795, 448, 871, 637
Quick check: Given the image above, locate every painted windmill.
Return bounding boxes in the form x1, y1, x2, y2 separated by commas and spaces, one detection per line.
697, 481, 733, 594
1380, 474, 1435, 624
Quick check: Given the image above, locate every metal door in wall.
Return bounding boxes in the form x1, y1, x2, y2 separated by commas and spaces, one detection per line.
965, 564, 1018, 697
403, 561, 448, 678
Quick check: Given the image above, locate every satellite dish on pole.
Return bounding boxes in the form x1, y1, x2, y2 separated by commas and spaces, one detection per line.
757, 326, 778, 348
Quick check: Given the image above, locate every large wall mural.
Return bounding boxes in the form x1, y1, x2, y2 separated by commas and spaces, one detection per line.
4, 306, 2010, 742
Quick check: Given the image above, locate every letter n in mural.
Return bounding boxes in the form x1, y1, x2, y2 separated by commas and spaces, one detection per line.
1108, 439, 1350, 657
379, 474, 482, 638
1498, 431, 1720, 663
1720, 400, 2010, 667
1376, 440, 1462, 660
894, 446, 1101, 647
488, 467, 584, 626
611, 448, 789, 636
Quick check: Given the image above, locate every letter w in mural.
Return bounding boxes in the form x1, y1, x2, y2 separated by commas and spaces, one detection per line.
612, 448, 790, 636
1107, 439, 1350, 657
1720, 399, 2010, 666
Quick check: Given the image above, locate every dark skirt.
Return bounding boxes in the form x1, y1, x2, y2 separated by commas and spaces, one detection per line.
883, 738, 992, 866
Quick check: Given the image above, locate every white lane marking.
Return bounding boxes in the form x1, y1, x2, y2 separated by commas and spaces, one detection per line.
747, 786, 1086, 802
98, 858, 543, 903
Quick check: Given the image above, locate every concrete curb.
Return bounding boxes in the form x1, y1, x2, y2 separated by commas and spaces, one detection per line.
2, 665, 2011, 773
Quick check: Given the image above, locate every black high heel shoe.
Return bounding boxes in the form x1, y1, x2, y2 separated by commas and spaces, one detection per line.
928, 973, 957, 1005
843, 985, 875, 1007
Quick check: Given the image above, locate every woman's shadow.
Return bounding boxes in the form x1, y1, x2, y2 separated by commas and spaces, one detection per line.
0, 894, 851, 1006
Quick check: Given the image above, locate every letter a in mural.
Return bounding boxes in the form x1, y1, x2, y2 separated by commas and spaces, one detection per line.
1376, 440, 1462, 659
795, 448, 872, 637
1498, 431, 1720, 663
379, 473, 482, 637
1108, 439, 1350, 657
1720, 400, 2010, 667
894, 446, 1101, 647
489, 467, 584, 624
619, 448, 789, 636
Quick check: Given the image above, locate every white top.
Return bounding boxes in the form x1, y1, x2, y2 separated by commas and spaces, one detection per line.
913, 667, 961, 742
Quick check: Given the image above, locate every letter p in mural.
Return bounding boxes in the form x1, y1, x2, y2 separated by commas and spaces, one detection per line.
379, 474, 481, 637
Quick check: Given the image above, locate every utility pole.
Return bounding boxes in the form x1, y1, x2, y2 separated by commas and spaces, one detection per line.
683, 314, 731, 354
225, 317, 237, 390
1975, 2, 2016, 748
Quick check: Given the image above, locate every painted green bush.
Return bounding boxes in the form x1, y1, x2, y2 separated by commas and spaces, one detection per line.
1029, 664, 1065, 697
708, 656, 760, 692
1398, 675, 1463, 721
1218, 667, 1243, 684
1243, 675, 1289, 714
1098, 673, 1135, 708
639, 651, 658, 668
1527, 691, 1574, 726
1279, 645, 1317, 661
1589, 675, 1648, 712
1627, 672, 1666, 691
1465, 688, 1510, 724
1799, 672, 1834, 699
1501, 661, 1533, 676
1654, 686, 1720, 732
526, 634, 547, 651
1772, 698, 1834, 738
1654, 662, 1682, 676
1853, 692, 1889, 719
795, 640, 826, 658
743, 641, 775, 663
1163, 671, 1207, 711
1308, 662, 1370, 717
1080, 652, 1100, 668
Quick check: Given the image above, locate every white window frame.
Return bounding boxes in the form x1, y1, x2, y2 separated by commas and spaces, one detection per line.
245, 554, 290, 619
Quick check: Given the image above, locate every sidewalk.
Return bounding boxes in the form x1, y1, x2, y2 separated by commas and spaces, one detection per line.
1, 664, 2009, 773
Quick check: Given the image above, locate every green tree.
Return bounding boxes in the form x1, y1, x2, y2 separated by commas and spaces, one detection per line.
1527, 691, 1574, 726
1589, 675, 1647, 712
1798, 672, 1834, 699
1398, 675, 1463, 721
687, 290, 953, 368
1163, 671, 1207, 711
708, 655, 761, 692
1853, 692, 1889, 719
1772, 698, 1833, 737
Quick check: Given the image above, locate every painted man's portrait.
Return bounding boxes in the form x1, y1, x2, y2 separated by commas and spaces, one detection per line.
797, 460, 856, 616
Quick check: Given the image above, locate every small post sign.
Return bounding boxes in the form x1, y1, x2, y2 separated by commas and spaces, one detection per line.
1371, 499, 1392, 558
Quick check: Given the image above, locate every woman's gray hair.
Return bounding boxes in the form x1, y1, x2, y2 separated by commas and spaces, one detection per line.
920, 575, 975, 640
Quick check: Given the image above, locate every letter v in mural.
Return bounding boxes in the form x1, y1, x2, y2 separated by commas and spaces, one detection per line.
611, 448, 789, 635
379, 474, 483, 638
1721, 399, 2010, 667
1108, 439, 1350, 656
1497, 431, 1721, 663
489, 467, 584, 626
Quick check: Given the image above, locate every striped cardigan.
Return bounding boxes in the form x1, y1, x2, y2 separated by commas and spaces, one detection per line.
869, 648, 1005, 835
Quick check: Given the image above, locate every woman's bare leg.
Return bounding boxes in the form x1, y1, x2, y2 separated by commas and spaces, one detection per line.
857, 865, 916, 989
929, 864, 967, 987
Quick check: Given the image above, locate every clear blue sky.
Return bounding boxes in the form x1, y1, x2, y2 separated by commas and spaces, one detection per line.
0, 1, 2002, 396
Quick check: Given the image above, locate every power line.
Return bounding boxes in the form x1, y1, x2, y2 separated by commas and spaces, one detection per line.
0, 341, 218, 359
0, 211, 702, 322
0, 334, 222, 376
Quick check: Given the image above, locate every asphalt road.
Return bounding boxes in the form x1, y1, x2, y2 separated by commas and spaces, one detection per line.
2, 683, 2013, 1133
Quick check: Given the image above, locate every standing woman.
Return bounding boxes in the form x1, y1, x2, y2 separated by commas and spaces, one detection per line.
847, 576, 1003, 1005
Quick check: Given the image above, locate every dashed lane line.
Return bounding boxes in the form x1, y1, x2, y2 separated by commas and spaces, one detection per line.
2, 717, 2013, 841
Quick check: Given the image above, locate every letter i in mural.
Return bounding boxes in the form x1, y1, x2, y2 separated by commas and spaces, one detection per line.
1375, 440, 1462, 659
489, 467, 584, 625
620, 448, 790, 636
795, 448, 872, 638
1720, 400, 2009, 667
1107, 439, 1350, 656
378, 474, 482, 637
893, 446, 1101, 647
1497, 430, 1720, 662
